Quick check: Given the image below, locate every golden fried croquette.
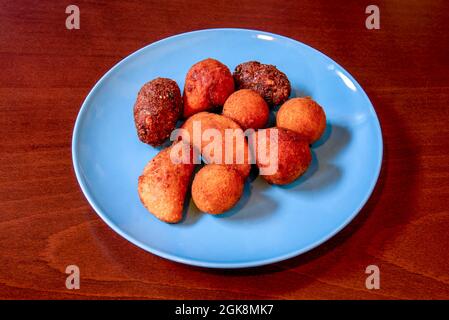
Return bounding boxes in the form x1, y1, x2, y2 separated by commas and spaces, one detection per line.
133, 77, 182, 146
183, 58, 234, 118
222, 89, 269, 130
192, 164, 244, 214
276, 97, 326, 144
138, 142, 196, 223
233, 61, 291, 106
251, 127, 311, 185
180, 112, 252, 178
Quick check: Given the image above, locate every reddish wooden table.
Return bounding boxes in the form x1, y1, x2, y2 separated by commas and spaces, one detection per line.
1, 0, 448, 299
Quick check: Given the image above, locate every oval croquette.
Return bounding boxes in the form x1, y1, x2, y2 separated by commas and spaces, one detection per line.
133, 77, 182, 146
180, 112, 252, 178
233, 61, 291, 106
183, 58, 234, 118
251, 127, 312, 185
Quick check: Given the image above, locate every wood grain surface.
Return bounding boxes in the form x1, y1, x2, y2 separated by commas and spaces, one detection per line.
0, 0, 448, 299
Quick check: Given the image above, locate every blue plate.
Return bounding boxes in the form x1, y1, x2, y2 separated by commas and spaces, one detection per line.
72, 29, 382, 268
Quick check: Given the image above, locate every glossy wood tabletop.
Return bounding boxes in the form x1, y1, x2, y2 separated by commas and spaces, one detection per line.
1, 0, 448, 299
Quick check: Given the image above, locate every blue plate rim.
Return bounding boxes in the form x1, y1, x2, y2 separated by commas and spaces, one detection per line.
71, 28, 383, 269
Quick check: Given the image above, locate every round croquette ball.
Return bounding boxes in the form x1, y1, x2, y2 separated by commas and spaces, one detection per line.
183, 58, 235, 118
251, 127, 312, 185
191, 165, 244, 214
276, 97, 326, 144
133, 77, 183, 146
233, 61, 291, 106
222, 89, 269, 130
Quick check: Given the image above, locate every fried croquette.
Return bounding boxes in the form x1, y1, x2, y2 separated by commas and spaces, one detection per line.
137, 142, 196, 223
276, 97, 326, 144
133, 77, 182, 146
251, 127, 311, 185
233, 61, 291, 106
222, 89, 269, 130
192, 165, 244, 214
183, 58, 234, 118
180, 112, 252, 178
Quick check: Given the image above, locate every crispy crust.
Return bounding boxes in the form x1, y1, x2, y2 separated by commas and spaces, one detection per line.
252, 127, 311, 185
233, 61, 291, 106
180, 112, 252, 178
183, 58, 235, 117
222, 89, 269, 130
137, 142, 196, 223
133, 77, 182, 146
277, 97, 326, 144
192, 164, 244, 214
